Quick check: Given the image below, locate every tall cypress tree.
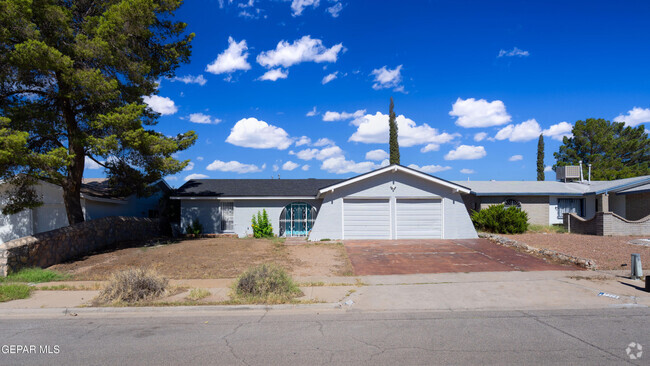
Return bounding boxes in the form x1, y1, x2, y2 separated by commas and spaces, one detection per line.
537, 134, 545, 181
389, 97, 400, 165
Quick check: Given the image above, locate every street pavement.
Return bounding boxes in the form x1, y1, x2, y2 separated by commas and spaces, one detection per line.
0, 308, 648, 365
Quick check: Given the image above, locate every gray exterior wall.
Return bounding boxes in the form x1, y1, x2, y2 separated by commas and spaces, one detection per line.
479, 196, 550, 226
308, 170, 477, 240
625, 192, 650, 221
180, 198, 322, 237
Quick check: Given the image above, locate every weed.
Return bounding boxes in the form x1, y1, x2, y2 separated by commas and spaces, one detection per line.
0, 284, 32, 302
186, 288, 211, 301
1, 268, 69, 283
97, 268, 168, 304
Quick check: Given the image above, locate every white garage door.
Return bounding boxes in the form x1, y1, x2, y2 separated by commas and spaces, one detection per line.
343, 199, 390, 239
395, 199, 442, 239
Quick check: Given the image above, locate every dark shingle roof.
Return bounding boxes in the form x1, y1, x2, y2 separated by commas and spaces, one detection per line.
175, 179, 345, 197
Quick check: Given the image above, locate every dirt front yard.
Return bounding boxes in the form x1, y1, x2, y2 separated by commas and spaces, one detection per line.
49, 237, 353, 280
503, 233, 650, 270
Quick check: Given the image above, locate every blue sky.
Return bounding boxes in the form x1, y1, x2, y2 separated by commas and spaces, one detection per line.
85, 0, 650, 185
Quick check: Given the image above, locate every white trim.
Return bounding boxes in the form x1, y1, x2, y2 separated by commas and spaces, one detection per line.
441, 198, 445, 239
394, 195, 442, 200
317, 165, 471, 197
170, 196, 317, 200
341, 199, 345, 240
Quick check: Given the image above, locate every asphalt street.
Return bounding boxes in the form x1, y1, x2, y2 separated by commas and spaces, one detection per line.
0, 307, 648, 365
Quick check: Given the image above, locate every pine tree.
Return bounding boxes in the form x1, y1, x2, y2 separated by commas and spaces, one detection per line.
537, 134, 545, 181
389, 97, 400, 165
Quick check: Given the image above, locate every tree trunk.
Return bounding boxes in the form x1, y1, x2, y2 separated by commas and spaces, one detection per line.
61, 92, 86, 225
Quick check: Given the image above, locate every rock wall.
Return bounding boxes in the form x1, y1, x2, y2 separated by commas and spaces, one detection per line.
0, 217, 160, 276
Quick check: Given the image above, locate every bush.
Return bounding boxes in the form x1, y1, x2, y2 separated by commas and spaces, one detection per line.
98, 268, 168, 304
251, 209, 273, 238
185, 219, 203, 235
471, 204, 529, 234
233, 264, 301, 303
0, 284, 32, 302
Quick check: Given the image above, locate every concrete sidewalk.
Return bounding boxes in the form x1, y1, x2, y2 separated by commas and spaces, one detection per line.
0, 270, 648, 313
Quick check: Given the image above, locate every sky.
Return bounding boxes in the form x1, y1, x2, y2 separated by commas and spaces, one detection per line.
84, 0, 650, 186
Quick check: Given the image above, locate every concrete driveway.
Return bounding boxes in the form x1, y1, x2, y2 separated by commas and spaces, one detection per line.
344, 239, 578, 275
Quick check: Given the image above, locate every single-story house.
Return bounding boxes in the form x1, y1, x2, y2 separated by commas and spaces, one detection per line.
173, 164, 478, 240
457, 175, 650, 226
0, 178, 170, 244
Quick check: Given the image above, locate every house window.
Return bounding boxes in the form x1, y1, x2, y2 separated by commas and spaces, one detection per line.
558, 198, 583, 219
221, 202, 234, 232
503, 198, 521, 209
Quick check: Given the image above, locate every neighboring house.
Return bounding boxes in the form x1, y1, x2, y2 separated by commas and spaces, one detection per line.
457, 175, 650, 226
0, 178, 170, 244
173, 164, 478, 240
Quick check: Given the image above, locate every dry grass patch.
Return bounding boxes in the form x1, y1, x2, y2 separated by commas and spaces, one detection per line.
186, 288, 211, 301
96, 268, 168, 305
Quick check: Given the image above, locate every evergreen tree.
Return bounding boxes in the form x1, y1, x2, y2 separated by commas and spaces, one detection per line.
388, 97, 400, 165
537, 134, 545, 181
0, 0, 197, 223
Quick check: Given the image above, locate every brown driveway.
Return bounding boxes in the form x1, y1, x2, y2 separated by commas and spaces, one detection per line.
344, 239, 579, 275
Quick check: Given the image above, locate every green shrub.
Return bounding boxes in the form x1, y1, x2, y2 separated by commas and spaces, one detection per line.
251, 209, 273, 238
1, 268, 69, 283
0, 284, 32, 302
471, 204, 529, 234
98, 268, 168, 304
185, 219, 203, 235
233, 264, 301, 303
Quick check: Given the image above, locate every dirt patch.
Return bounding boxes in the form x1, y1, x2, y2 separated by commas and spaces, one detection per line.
502, 233, 650, 270
49, 237, 350, 280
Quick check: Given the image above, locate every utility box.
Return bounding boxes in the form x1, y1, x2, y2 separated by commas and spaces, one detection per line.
556, 166, 581, 182
631, 254, 643, 280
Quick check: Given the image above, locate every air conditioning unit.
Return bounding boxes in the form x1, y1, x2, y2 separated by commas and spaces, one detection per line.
556, 166, 581, 182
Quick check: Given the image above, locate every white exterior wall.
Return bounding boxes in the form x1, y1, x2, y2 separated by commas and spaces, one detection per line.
0, 184, 34, 244
180, 198, 322, 237
308, 170, 477, 241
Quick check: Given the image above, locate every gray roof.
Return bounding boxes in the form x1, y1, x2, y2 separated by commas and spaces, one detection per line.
175, 179, 344, 197
617, 182, 650, 195
455, 175, 650, 196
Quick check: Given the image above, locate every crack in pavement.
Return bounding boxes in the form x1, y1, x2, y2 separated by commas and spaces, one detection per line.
221, 312, 267, 365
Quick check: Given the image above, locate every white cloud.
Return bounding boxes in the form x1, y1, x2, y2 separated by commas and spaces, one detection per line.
498, 47, 530, 57
183, 161, 195, 171
449, 98, 511, 128
256, 36, 344, 68
321, 156, 385, 174
420, 144, 440, 153
444, 145, 487, 160
185, 173, 209, 181
188, 113, 221, 124
273, 164, 279, 172
365, 149, 389, 161
322, 72, 338, 84
166, 176, 178, 181
509, 155, 523, 162
327, 2, 343, 17
495, 119, 542, 142
206, 37, 251, 75
544, 166, 553, 172
306, 107, 318, 117
293, 145, 343, 161
226, 117, 292, 149
258, 68, 288, 81
322, 109, 365, 122
474, 132, 488, 142
408, 164, 452, 174
290, 0, 319, 16
613, 107, 650, 127
349, 112, 460, 147
282, 161, 299, 171
542, 122, 573, 141
171, 74, 207, 86
143, 95, 177, 115
196, 156, 204, 161
302, 164, 310, 171
85, 156, 103, 170
370, 65, 403, 91
460, 168, 475, 174
313, 137, 335, 146
295, 136, 311, 146
206, 160, 262, 173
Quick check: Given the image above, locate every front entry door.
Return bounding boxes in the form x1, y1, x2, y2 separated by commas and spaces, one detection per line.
285, 202, 312, 236
221, 202, 234, 232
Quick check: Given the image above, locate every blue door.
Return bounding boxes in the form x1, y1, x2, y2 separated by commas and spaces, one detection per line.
283, 202, 314, 237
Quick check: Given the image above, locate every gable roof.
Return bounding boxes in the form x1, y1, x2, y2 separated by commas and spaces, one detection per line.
317, 164, 472, 197
174, 179, 344, 198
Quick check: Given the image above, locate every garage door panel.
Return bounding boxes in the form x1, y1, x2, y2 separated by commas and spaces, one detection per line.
396, 199, 441, 239
344, 199, 390, 239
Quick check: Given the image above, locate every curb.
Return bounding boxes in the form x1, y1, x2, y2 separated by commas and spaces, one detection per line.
479, 233, 597, 270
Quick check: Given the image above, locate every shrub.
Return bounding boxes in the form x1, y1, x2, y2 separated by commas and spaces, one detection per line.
0, 284, 32, 302
471, 204, 529, 234
233, 264, 301, 303
185, 219, 203, 235
251, 209, 273, 238
98, 268, 168, 304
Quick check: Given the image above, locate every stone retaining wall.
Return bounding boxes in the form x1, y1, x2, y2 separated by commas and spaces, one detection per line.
564, 212, 650, 236
0, 216, 160, 276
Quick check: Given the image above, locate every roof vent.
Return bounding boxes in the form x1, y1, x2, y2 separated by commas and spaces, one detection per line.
556, 165, 581, 182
